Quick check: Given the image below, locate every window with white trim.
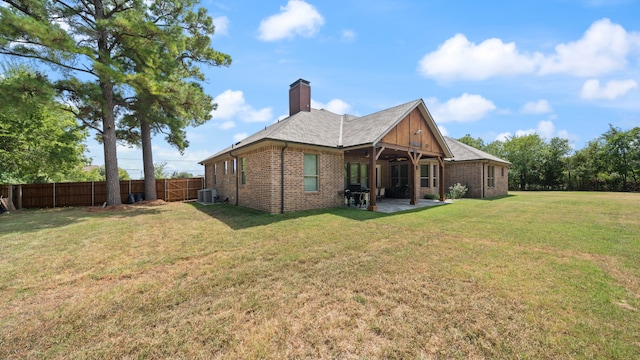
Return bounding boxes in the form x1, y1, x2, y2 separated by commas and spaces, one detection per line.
304, 154, 318, 191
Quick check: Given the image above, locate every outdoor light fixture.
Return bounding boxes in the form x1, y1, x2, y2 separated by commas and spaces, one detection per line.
414, 129, 422, 135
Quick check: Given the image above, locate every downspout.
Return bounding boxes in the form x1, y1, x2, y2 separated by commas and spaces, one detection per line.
230, 149, 239, 206
281, 141, 289, 213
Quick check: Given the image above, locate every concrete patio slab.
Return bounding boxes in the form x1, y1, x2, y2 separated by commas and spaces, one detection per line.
347, 198, 451, 213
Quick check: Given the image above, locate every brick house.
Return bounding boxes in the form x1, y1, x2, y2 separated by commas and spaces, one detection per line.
199, 79, 510, 214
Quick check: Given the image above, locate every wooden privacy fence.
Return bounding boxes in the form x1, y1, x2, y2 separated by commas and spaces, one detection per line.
0, 178, 204, 209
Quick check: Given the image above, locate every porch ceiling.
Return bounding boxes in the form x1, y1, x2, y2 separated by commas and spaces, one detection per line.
344, 146, 440, 162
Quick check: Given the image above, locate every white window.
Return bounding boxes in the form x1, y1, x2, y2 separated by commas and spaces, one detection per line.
304, 154, 318, 191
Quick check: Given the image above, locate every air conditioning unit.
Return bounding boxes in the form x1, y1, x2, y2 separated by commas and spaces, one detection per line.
197, 188, 217, 204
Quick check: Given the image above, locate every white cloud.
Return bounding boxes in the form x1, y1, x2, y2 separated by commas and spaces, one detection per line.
213, 16, 229, 36
539, 19, 636, 76
495, 132, 511, 142
311, 98, 351, 114
418, 18, 640, 81
580, 79, 638, 100
210, 90, 273, 123
341, 29, 356, 42
258, 0, 324, 41
425, 93, 496, 122
437, 125, 449, 137
219, 121, 235, 130
521, 99, 553, 114
233, 133, 248, 142
417, 34, 540, 81
510, 120, 560, 140
536, 120, 555, 139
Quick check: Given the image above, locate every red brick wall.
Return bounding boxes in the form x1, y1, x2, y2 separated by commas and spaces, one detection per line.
444, 161, 509, 198
444, 161, 483, 198
202, 143, 343, 213
282, 145, 343, 213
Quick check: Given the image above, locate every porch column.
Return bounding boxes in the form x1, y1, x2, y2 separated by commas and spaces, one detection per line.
409, 163, 416, 205
438, 156, 445, 201
367, 146, 378, 211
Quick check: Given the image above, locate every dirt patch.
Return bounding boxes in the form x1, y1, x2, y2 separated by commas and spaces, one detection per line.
86, 199, 167, 213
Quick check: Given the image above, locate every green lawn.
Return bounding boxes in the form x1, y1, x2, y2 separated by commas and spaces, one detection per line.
1, 192, 639, 359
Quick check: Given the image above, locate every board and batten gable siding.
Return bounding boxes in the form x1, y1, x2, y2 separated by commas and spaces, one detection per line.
379, 108, 445, 156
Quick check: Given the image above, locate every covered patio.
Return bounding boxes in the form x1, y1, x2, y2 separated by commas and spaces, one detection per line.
346, 197, 450, 213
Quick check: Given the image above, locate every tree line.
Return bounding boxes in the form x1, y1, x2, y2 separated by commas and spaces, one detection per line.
458, 125, 640, 192
1, 0, 230, 205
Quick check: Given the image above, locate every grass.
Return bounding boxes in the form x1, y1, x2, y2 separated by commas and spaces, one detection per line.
1, 191, 639, 359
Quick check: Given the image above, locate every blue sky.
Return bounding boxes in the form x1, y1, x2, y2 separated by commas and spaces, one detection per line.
89, 0, 640, 177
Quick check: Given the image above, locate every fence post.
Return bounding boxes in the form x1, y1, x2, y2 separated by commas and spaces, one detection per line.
91, 181, 95, 206
8, 186, 13, 208
186, 178, 189, 201
53, 182, 56, 208
165, 178, 168, 201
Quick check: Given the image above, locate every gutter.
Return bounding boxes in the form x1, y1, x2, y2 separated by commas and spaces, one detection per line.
281, 141, 289, 213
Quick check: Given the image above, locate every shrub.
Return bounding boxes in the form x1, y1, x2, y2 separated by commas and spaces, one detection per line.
424, 194, 437, 200
448, 183, 468, 200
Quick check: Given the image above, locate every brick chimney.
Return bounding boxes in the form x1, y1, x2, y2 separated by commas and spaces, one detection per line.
289, 79, 310, 116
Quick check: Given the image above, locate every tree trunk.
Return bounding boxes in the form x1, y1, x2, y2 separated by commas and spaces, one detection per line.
141, 119, 157, 200
95, 0, 121, 206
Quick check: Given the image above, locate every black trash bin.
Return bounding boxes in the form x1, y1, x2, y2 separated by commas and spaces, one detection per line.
126, 193, 135, 204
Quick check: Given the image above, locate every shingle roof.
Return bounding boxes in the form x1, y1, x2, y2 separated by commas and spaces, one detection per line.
444, 137, 511, 164
200, 99, 460, 163
199, 108, 342, 163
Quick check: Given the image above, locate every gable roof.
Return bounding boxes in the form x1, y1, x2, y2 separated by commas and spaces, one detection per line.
341, 100, 422, 147
444, 137, 511, 165
200, 99, 452, 163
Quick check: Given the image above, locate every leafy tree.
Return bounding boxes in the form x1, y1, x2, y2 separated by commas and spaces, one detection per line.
114, 1, 230, 201
570, 139, 606, 191
154, 161, 168, 179
0, 64, 88, 183
97, 165, 130, 180
0, 0, 136, 204
503, 134, 545, 190
601, 125, 638, 190
0, 0, 229, 204
484, 140, 507, 159
541, 137, 571, 190
170, 171, 194, 179
457, 134, 485, 150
